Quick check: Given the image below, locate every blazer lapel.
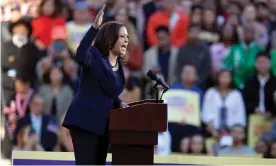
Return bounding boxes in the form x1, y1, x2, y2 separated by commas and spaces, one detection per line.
118, 61, 125, 92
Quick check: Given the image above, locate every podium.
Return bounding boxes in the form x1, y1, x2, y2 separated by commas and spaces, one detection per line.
109, 99, 167, 165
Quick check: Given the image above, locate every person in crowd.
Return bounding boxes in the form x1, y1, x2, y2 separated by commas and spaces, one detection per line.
36, 26, 71, 82
243, 51, 276, 118
189, 5, 203, 26
224, 24, 264, 89
199, 7, 220, 45
210, 24, 239, 77
155, 131, 172, 156
175, 24, 211, 90
38, 67, 73, 121
13, 125, 44, 151
255, 139, 269, 155
32, 0, 65, 49
112, 9, 142, 71
3, 77, 34, 132
66, 1, 92, 54
187, 134, 207, 155
264, 141, 276, 158
168, 64, 202, 152
13, 94, 58, 151
59, 114, 73, 152
218, 125, 256, 155
63, 59, 80, 94
143, 25, 178, 84
179, 137, 190, 153
240, 4, 268, 47
1, 3, 22, 42
147, 0, 189, 48
202, 69, 246, 137
119, 66, 141, 103
170, 64, 202, 98
270, 48, 276, 76
176, 0, 193, 15
2, 19, 44, 101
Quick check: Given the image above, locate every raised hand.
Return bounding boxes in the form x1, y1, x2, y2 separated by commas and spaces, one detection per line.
93, 4, 106, 29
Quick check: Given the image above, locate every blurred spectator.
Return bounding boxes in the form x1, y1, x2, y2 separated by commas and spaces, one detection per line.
224, 24, 264, 89
13, 125, 44, 151
168, 64, 202, 152
38, 67, 73, 121
218, 125, 256, 155
59, 114, 73, 152
175, 25, 211, 90
243, 52, 276, 118
179, 137, 190, 153
240, 5, 268, 47
187, 134, 207, 155
3, 77, 34, 133
124, 21, 143, 71
176, 0, 193, 15
202, 69, 246, 137
143, 25, 177, 84
119, 66, 141, 103
189, 5, 203, 26
210, 24, 239, 76
170, 64, 202, 99
13, 94, 58, 151
264, 141, 276, 158
199, 7, 220, 44
271, 48, 276, 76
146, 0, 189, 48
2, 19, 44, 101
66, 1, 92, 54
155, 131, 172, 156
1, 3, 22, 42
63, 59, 79, 94
255, 139, 269, 155
32, 0, 65, 49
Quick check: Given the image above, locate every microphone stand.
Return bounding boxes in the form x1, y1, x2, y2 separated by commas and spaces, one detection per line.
152, 83, 159, 103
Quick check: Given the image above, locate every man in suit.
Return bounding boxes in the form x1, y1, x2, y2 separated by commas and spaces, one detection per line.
13, 94, 58, 151
243, 51, 276, 118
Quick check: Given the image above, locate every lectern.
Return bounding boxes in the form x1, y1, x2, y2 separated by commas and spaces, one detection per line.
109, 99, 167, 165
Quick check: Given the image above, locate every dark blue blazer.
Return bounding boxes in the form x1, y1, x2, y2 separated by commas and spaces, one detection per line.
62, 26, 125, 136
13, 115, 58, 151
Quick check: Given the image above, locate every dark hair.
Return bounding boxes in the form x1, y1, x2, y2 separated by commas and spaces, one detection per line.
15, 75, 31, 84
42, 66, 69, 84
93, 21, 127, 62
9, 19, 32, 37
219, 24, 239, 44
264, 141, 276, 158
155, 25, 169, 34
191, 4, 203, 13
256, 51, 271, 60
215, 69, 235, 89
38, 0, 62, 17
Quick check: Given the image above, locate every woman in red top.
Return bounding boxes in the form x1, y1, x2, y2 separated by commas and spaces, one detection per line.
32, 0, 66, 49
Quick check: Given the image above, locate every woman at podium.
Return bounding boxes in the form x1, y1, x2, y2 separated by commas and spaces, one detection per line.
62, 4, 129, 165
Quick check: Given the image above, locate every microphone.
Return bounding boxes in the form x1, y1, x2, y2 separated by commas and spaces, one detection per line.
146, 70, 169, 90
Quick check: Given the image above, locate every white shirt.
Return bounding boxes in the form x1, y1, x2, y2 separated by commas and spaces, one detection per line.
201, 88, 246, 129
258, 75, 269, 113
30, 114, 42, 138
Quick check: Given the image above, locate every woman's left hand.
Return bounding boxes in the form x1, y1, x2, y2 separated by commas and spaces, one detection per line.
120, 102, 129, 108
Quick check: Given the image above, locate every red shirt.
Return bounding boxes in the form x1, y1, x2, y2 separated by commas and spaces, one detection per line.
32, 15, 66, 47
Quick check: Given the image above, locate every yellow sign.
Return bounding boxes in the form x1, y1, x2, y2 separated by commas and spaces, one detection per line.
248, 114, 272, 148
161, 90, 200, 126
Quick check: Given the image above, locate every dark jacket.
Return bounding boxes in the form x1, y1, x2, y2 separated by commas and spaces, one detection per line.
174, 42, 211, 90
62, 26, 125, 136
243, 75, 276, 117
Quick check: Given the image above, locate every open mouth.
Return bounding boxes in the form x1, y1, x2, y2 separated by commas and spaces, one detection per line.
121, 44, 127, 50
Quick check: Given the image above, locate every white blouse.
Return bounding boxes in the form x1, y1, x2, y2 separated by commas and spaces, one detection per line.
201, 88, 246, 129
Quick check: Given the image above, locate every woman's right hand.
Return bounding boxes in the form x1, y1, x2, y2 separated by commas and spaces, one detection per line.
93, 4, 106, 29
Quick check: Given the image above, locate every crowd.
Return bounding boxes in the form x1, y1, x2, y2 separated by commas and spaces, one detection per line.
1, 0, 276, 161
